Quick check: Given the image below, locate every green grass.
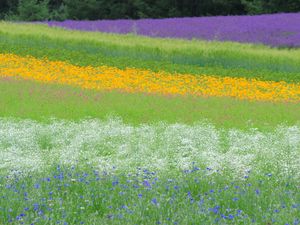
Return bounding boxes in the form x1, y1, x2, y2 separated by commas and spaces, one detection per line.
1, 22, 300, 82
1, 164, 299, 224
1, 77, 300, 131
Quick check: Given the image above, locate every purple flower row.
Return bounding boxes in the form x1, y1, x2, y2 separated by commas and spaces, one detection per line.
46, 13, 300, 47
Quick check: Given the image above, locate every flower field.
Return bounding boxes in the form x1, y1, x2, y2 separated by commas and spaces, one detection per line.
46, 13, 300, 47
0, 16, 300, 225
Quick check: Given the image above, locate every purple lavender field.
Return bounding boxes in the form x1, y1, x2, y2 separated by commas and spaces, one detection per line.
46, 13, 300, 47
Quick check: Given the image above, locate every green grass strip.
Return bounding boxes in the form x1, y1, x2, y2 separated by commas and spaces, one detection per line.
1, 22, 300, 82
1, 77, 300, 131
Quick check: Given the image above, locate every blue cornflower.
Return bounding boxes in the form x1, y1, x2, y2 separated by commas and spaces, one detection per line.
184, 169, 190, 174
232, 197, 239, 201
174, 185, 179, 190
138, 194, 142, 198
255, 189, 260, 195
33, 203, 39, 211
34, 183, 40, 189
236, 209, 242, 215
151, 198, 158, 205
221, 214, 227, 219
209, 205, 220, 214
112, 180, 119, 186
274, 209, 280, 213
24, 207, 29, 211
192, 167, 200, 172
228, 214, 234, 220
143, 180, 151, 188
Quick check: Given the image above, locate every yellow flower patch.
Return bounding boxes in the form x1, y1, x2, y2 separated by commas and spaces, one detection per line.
1, 53, 300, 102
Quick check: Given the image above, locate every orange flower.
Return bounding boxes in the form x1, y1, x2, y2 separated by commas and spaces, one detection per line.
1, 53, 300, 102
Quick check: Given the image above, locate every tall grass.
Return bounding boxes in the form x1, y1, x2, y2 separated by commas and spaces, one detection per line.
1, 118, 299, 224
1, 22, 300, 82
1, 78, 300, 130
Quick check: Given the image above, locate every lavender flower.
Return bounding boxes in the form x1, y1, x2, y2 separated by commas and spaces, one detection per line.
46, 13, 300, 47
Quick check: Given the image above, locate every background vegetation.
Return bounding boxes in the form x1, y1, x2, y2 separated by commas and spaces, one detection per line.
0, 0, 299, 21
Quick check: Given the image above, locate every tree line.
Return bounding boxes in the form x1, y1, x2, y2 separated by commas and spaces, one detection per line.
0, 0, 299, 21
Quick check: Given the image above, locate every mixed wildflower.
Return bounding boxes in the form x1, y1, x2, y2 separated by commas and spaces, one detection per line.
0, 164, 299, 224
1, 53, 300, 102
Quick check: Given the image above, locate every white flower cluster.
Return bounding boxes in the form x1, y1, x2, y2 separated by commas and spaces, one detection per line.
0, 118, 299, 178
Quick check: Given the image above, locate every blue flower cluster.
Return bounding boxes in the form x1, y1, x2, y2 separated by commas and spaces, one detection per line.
0, 164, 299, 224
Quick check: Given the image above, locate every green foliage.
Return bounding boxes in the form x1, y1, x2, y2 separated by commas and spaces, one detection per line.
63, 0, 100, 20
0, 0, 299, 21
1, 22, 300, 83
242, 0, 300, 14
16, 0, 50, 21
49, 3, 67, 21
1, 77, 300, 130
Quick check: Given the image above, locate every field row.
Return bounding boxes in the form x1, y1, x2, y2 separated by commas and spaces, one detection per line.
1, 53, 300, 102
1, 22, 300, 83
1, 118, 299, 224
1, 118, 300, 178
46, 13, 300, 47
2, 77, 300, 130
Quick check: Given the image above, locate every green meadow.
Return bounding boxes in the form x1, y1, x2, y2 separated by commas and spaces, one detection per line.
1, 22, 300, 82
1, 77, 300, 130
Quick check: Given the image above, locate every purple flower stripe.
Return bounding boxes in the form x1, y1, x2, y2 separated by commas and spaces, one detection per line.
45, 13, 300, 47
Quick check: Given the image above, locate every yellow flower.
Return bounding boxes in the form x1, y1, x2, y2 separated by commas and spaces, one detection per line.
0, 53, 300, 102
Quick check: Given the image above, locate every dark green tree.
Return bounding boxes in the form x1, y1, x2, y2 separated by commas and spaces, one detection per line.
16, 0, 50, 21
242, 0, 300, 14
